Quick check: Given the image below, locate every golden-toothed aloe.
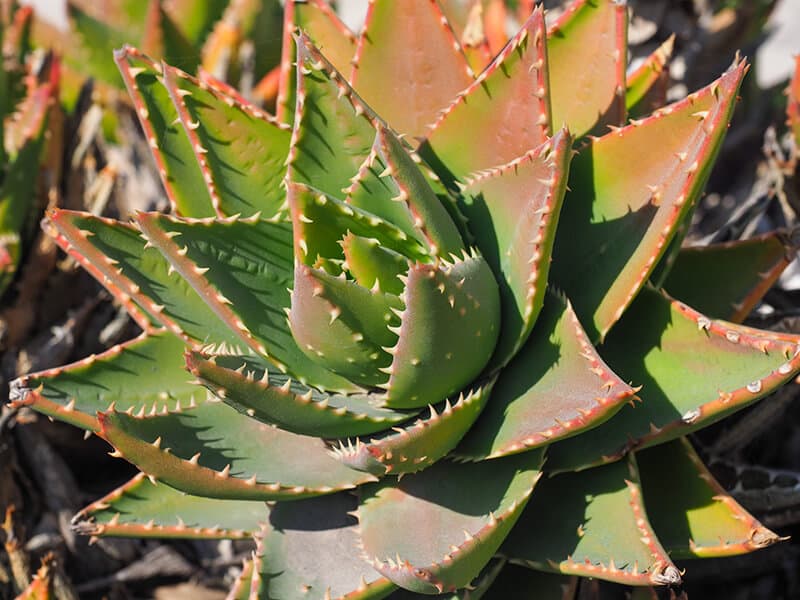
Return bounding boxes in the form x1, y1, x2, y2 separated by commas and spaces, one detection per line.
0, 5, 60, 299
11, 1, 800, 597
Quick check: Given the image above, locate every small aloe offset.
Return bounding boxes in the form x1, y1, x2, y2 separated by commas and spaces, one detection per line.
0, 4, 59, 299
11, 0, 800, 597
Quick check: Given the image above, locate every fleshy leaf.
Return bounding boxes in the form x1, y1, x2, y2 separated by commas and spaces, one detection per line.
276, 0, 357, 124
625, 35, 674, 118
547, 287, 800, 471
421, 8, 551, 183
454, 291, 634, 460
73, 472, 266, 539
9, 331, 202, 432
45, 209, 245, 350
161, 62, 292, 219
456, 131, 571, 365
502, 456, 681, 586
385, 558, 507, 600
136, 212, 359, 392
98, 399, 377, 501
546, 0, 627, 136
289, 263, 400, 386
349, 0, 474, 138
114, 46, 215, 217
252, 493, 396, 600
637, 438, 780, 559
288, 32, 380, 201
662, 230, 798, 323
341, 232, 407, 295
332, 380, 494, 476
382, 255, 500, 409
551, 58, 747, 341
185, 351, 416, 438
358, 451, 544, 594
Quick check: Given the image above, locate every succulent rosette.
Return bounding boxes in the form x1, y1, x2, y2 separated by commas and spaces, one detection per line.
11, 1, 800, 597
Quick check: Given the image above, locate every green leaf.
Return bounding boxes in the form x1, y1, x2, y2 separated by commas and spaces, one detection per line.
501, 456, 680, 586
46, 210, 244, 350
382, 254, 500, 409
333, 380, 494, 476
289, 33, 379, 201
73, 472, 266, 539
551, 58, 747, 341
546, 0, 627, 137
276, 0, 357, 124
161, 62, 292, 219
115, 47, 215, 217
349, 0, 474, 138
385, 559, 507, 600
456, 131, 571, 366
9, 331, 203, 432
421, 8, 551, 184
253, 493, 396, 600
637, 438, 780, 559
454, 291, 634, 460
662, 230, 798, 323
358, 450, 544, 594
98, 399, 378, 501
547, 287, 800, 471
136, 212, 359, 392
186, 352, 416, 438
288, 262, 399, 387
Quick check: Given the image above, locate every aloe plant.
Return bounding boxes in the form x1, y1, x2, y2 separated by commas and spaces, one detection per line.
0, 5, 59, 299
11, 1, 800, 597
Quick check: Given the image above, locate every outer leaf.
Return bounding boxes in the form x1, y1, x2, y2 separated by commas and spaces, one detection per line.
551, 58, 747, 341
252, 493, 396, 600
456, 131, 571, 365
502, 456, 681, 586
626, 35, 673, 118
98, 399, 378, 501
421, 8, 551, 183
546, 0, 627, 136
45, 209, 245, 350
114, 47, 215, 217
332, 380, 494, 476
276, 0, 357, 124
663, 230, 799, 323
161, 62, 292, 219
185, 351, 416, 438
358, 451, 544, 594
349, 0, 474, 138
73, 472, 266, 539
136, 212, 359, 392
9, 331, 202, 432
547, 287, 800, 471
637, 438, 780, 559
454, 291, 634, 460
